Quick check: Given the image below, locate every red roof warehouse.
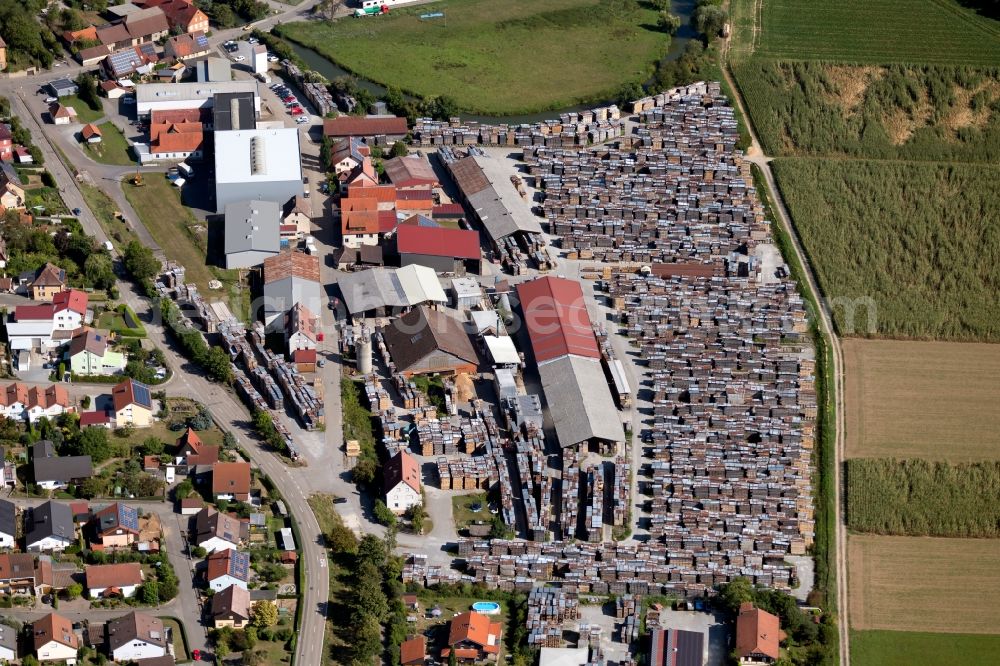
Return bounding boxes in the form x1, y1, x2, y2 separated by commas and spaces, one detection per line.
396, 225, 481, 275
516, 276, 600, 363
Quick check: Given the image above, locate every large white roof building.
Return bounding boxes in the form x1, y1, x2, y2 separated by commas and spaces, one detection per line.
214, 128, 303, 212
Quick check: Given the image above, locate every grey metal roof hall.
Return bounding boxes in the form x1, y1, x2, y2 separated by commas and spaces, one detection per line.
538, 355, 625, 448
224, 200, 280, 268
213, 92, 256, 131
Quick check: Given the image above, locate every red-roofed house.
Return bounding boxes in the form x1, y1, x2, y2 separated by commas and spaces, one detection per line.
384, 450, 421, 515
442, 611, 502, 662
33, 612, 79, 663
735, 603, 785, 665
0, 124, 13, 161
384, 154, 439, 190
8, 288, 89, 352
138, 0, 209, 33
323, 115, 408, 142
396, 225, 481, 274
176, 428, 220, 471
80, 123, 102, 144
112, 379, 154, 428
85, 562, 144, 598
400, 635, 426, 666
212, 462, 251, 502
147, 120, 204, 162
31, 263, 68, 301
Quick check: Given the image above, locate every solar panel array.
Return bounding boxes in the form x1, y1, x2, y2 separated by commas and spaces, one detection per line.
108, 49, 143, 76
230, 550, 250, 579
121, 504, 139, 532
194, 34, 209, 50
132, 381, 152, 408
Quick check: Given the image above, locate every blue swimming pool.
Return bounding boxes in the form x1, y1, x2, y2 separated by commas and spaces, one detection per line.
471, 601, 501, 615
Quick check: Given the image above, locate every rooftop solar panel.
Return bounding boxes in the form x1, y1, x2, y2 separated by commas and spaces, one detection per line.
121, 505, 138, 531
230, 551, 250, 578
132, 382, 152, 408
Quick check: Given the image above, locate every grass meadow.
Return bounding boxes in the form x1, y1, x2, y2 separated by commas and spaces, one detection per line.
770, 159, 1000, 340
277, 0, 668, 114
846, 459, 1000, 537
843, 339, 1000, 460
752, 0, 1000, 64
851, 630, 1000, 665
848, 535, 1000, 633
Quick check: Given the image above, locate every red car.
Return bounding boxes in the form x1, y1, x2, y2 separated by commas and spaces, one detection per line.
282, 96, 296, 104
290, 107, 304, 115
192, 649, 201, 661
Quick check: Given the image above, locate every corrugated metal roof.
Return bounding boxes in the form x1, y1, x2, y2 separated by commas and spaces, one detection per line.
539, 355, 624, 447
517, 276, 600, 364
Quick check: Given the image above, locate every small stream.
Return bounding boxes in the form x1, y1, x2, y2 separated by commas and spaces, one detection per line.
286, 0, 697, 124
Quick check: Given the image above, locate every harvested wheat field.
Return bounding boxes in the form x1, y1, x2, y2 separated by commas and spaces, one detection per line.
849, 535, 1000, 633
844, 339, 1000, 461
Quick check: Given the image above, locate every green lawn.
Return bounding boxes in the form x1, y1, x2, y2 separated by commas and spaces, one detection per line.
84, 122, 134, 166
123, 175, 243, 313
851, 630, 1000, 665
749, 0, 1000, 64
451, 492, 488, 531
59, 95, 104, 124
277, 0, 669, 114
97, 310, 147, 337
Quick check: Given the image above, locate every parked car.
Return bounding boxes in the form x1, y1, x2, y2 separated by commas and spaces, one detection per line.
290, 107, 304, 116
267, 55, 279, 62
232, 55, 245, 62
295, 116, 309, 124
45, 96, 57, 103
72, 207, 82, 216
332, 496, 347, 504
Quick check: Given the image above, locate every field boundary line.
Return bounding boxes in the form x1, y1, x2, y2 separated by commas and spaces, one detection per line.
927, 0, 1000, 40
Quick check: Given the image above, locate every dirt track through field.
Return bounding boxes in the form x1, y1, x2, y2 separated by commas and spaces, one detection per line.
843, 339, 1000, 461
849, 535, 1000, 633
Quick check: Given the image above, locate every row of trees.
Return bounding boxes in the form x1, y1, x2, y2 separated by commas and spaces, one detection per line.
157, 297, 234, 382
197, 0, 269, 29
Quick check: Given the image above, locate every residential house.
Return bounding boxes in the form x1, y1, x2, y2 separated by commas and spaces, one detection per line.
210, 583, 251, 628
281, 196, 311, 239
285, 303, 318, 356
26, 501, 76, 552
67, 328, 126, 376
89, 502, 140, 549
0, 622, 15, 663
32, 612, 79, 664
223, 199, 281, 269
396, 224, 482, 274
0, 552, 40, 595
381, 306, 479, 377
442, 611, 502, 662
384, 154, 439, 190
206, 548, 250, 591
95, 7, 170, 50
175, 428, 219, 473
14, 146, 33, 164
261, 251, 322, 331
103, 43, 158, 78
80, 123, 103, 144
0, 384, 71, 423
330, 137, 370, 175
211, 462, 251, 502
32, 440, 93, 490
0, 498, 16, 548
106, 611, 168, 662
0, 162, 25, 211
145, 118, 205, 163
138, 0, 209, 34
7, 288, 89, 352
85, 562, 144, 598
111, 378, 154, 428
0, 123, 13, 161
333, 245, 384, 271
30, 264, 68, 302
322, 115, 408, 143
0, 35, 6, 72
292, 348, 317, 373
164, 31, 210, 61
49, 103, 78, 126
384, 450, 421, 515
735, 603, 784, 665
395, 188, 435, 217
194, 507, 248, 553
400, 636, 426, 666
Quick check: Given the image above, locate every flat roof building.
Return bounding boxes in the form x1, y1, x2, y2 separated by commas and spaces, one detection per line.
214, 128, 302, 212
136, 80, 258, 118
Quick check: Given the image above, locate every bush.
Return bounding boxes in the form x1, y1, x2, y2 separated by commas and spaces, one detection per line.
373, 500, 397, 528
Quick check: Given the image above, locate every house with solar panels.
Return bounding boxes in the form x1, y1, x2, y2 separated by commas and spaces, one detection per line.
206, 548, 250, 591
89, 502, 140, 549
111, 379, 154, 428
103, 43, 158, 78
164, 30, 210, 62
194, 506, 248, 553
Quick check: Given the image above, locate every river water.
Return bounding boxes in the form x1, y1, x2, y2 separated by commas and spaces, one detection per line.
286, 0, 697, 124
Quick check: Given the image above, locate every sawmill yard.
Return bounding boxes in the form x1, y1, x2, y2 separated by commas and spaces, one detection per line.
843, 339, 1000, 461
277, 0, 668, 114
848, 536, 1000, 634
728, 0, 1000, 658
